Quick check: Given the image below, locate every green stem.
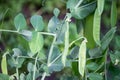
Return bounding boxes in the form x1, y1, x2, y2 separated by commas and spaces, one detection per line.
0, 29, 19, 33
105, 49, 108, 80
47, 34, 56, 65
33, 53, 39, 80
16, 68, 19, 80
41, 72, 47, 80
69, 37, 84, 47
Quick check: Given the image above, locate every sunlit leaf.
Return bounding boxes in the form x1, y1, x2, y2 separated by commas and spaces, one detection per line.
29, 32, 44, 54
78, 39, 87, 77
30, 15, 44, 31
14, 13, 27, 31
93, 9, 101, 46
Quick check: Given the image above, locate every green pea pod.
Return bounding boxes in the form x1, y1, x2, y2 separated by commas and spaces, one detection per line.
93, 9, 101, 46
78, 39, 87, 77
97, 0, 105, 15
111, 0, 117, 27
1, 54, 8, 75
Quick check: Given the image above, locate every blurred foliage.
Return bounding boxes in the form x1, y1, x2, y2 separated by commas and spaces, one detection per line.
0, 0, 120, 80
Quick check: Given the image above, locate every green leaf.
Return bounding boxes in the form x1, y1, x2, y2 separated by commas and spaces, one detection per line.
14, 13, 27, 31
29, 32, 44, 54
67, 0, 79, 9
20, 30, 32, 41
89, 47, 102, 58
93, 9, 101, 46
1, 54, 8, 74
48, 16, 66, 44
53, 8, 60, 17
70, 1, 96, 19
78, 39, 87, 77
97, 0, 105, 15
111, 0, 117, 27
86, 62, 99, 71
0, 73, 9, 80
67, 46, 79, 59
89, 73, 103, 80
12, 48, 22, 57
30, 15, 44, 31
8, 57, 25, 68
27, 63, 34, 72
20, 73, 25, 80
101, 27, 116, 50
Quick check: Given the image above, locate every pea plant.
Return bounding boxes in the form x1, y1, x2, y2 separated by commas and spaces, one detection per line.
0, 0, 118, 80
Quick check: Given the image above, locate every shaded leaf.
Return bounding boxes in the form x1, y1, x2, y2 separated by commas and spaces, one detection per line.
67, 46, 79, 59
14, 13, 27, 31
86, 62, 99, 71
88, 73, 103, 80
0, 73, 9, 80
30, 15, 44, 31
101, 27, 116, 50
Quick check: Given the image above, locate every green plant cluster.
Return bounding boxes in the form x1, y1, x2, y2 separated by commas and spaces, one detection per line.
0, 0, 120, 80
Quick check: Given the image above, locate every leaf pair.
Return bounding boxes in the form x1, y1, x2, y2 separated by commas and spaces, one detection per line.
14, 13, 44, 31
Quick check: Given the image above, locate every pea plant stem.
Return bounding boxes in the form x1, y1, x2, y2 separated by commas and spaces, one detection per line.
33, 53, 39, 80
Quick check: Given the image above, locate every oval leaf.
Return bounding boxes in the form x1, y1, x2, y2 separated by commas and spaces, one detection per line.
1, 54, 8, 74
30, 15, 44, 31
14, 13, 27, 31
97, 0, 105, 15
78, 39, 87, 77
111, 0, 117, 27
70, 1, 96, 19
93, 9, 101, 46
29, 32, 44, 54
53, 8, 60, 17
